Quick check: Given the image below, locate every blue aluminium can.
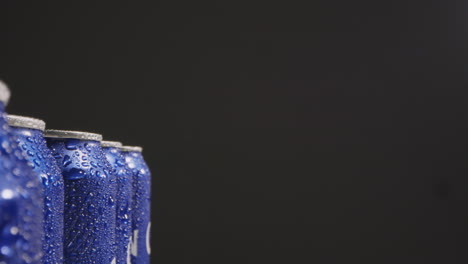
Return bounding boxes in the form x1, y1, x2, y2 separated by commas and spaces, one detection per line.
0, 82, 44, 264
102, 141, 133, 264
7, 115, 64, 264
120, 146, 151, 264
45, 130, 117, 264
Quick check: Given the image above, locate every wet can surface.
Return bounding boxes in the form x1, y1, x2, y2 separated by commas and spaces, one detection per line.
102, 141, 133, 264
0, 82, 44, 264
45, 130, 117, 264
7, 115, 64, 264
120, 146, 151, 264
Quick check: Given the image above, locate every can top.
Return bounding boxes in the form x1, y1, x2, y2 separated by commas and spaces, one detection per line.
119, 145, 143, 152
7, 115, 46, 131
0, 80, 11, 105
101, 141, 123, 148
44, 129, 103, 141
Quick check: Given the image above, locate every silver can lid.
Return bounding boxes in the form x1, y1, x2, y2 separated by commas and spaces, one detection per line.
101, 141, 123, 148
0, 80, 11, 105
7, 115, 46, 131
119, 145, 143, 152
44, 129, 103, 141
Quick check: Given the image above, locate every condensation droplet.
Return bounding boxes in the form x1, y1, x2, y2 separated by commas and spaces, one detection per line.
63, 168, 86, 180
65, 139, 79, 150
62, 155, 71, 167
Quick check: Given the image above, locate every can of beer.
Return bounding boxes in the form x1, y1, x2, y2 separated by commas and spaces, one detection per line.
0, 82, 44, 263
102, 141, 133, 264
45, 130, 117, 264
6, 115, 64, 264
120, 145, 151, 264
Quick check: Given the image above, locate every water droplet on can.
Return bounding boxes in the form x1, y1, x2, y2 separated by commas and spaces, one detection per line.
62, 155, 72, 167
63, 168, 86, 180
65, 139, 79, 150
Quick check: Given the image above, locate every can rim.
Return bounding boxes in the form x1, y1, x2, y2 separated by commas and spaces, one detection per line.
101, 141, 123, 148
0, 80, 11, 105
44, 129, 103, 141
119, 145, 143, 152
7, 115, 46, 131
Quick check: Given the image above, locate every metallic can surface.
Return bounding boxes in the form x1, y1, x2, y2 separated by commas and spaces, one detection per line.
102, 141, 133, 264
7, 115, 64, 264
0, 93, 44, 263
120, 146, 151, 264
45, 130, 117, 264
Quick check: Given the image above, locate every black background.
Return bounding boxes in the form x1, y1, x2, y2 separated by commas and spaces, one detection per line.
1, 1, 468, 263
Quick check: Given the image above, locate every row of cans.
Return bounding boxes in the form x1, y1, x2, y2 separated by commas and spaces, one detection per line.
0, 82, 152, 264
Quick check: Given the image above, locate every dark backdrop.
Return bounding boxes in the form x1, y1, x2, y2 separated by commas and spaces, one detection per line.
1, 1, 467, 263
